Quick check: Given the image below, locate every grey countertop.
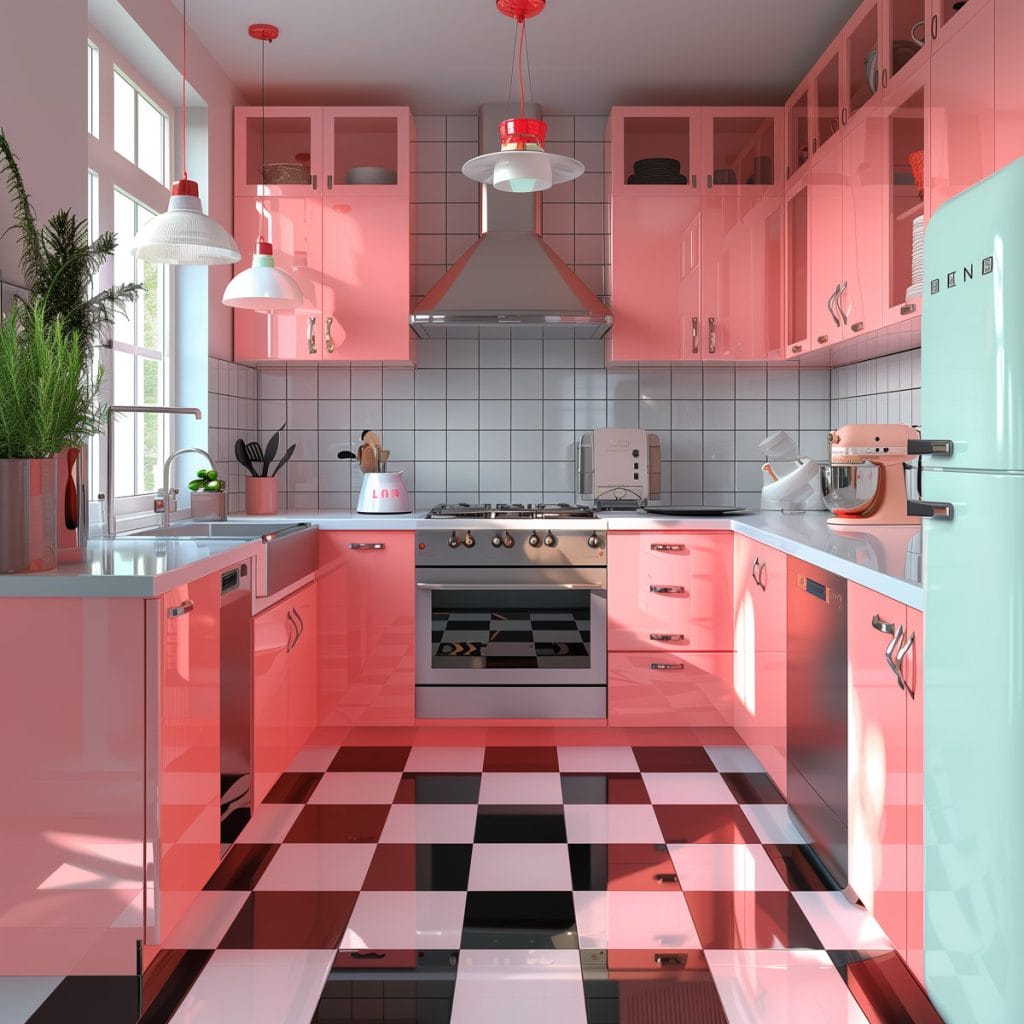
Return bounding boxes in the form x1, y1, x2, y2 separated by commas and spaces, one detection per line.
0, 509, 923, 607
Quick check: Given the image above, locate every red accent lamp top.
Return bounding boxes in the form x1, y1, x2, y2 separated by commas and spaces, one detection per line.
171, 178, 200, 197
254, 238, 274, 256
499, 117, 548, 150
248, 23, 279, 42
496, 0, 545, 20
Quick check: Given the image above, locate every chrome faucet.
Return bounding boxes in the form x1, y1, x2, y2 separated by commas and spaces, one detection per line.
160, 447, 218, 527
102, 405, 202, 537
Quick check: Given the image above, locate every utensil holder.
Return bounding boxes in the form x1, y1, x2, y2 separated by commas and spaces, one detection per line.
245, 477, 279, 515
191, 491, 227, 521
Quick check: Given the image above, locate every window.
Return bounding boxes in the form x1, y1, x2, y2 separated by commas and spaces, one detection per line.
112, 68, 168, 187
87, 42, 99, 139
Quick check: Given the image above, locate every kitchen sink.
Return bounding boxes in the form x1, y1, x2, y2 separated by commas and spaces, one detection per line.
130, 522, 287, 539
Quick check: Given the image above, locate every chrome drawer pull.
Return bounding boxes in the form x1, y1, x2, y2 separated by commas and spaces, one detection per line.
650, 633, 686, 642
650, 585, 686, 594
871, 613, 895, 635
168, 599, 194, 618
650, 544, 686, 552
325, 316, 335, 354
900, 302, 917, 316
349, 542, 385, 550
654, 872, 678, 884
306, 315, 317, 354
650, 663, 686, 671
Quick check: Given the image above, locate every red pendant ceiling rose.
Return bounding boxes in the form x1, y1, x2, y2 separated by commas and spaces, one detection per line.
499, 118, 547, 150
496, 0, 545, 21
248, 23, 279, 42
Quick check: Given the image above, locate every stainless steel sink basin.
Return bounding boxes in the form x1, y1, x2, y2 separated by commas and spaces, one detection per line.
130, 522, 284, 539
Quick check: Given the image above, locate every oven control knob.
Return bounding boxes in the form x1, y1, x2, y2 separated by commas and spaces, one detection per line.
543, 531, 556, 547
502, 531, 515, 549
448, 531, 461, 549
528, 531, 541, 548
491, 532, 503, 548
587, 532, 602, 549
463, 531, 475, 548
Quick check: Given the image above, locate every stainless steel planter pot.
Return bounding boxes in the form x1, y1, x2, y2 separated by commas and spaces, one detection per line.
0, 457, 58, 573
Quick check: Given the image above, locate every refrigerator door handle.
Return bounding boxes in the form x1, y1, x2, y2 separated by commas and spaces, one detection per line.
908, 499, 954, 520
897, 630, 916, 698
907, 438, 954, 456
885, 624, 907, 690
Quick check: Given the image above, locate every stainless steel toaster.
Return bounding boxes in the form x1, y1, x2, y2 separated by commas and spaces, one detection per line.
577, 428, 662, 509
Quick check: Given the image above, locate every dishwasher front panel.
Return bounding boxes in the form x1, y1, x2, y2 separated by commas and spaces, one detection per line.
787, 557, 848, 889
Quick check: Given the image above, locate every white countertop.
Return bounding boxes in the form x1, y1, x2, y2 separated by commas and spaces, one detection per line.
0, 509, 923, 607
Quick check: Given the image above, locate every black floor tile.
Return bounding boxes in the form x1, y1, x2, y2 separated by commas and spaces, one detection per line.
763, 843, 839, 891
362, 844, 473, 891
474, 805, 567, 843
394, 773, 481, 804
263, 771, 323, 804
569, 843, 609, 890
482, 746, 559, 772
219, 891, 358, 949
203, 843, 277, 891
27, 976, 140, 1024
633, 746, 716, 772
721, 771, 786, 805
462, 891, 577, 949
284, 804, 390, 843
561, 774, 650, 804
329, 746, 411, 772
140, 949, 213, 1024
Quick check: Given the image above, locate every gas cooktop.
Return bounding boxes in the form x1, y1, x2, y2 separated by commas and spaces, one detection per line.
425, 502, 598, 520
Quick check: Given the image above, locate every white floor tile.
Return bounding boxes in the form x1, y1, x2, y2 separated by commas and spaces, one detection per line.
706, 746, 765, 773
233, 803, 303, 844
557, 746, 640, 773
0, 977, 62, 1021
308, 772, 402, 805
574, 890, 699, 949
452, 949, 586, 1024
379, 804, 479, 844
405, 747, 486, 773
705, 949, 870, 1024
741, 804, 810, 844
563, 804, 664, 844
468, 844, 572, 891
793, 891, 894, 950
340, 891, 467, 950
160, 891, 249, 948
169, 949, 334, 1024
642, 772, 737, 804
478, 772, 563, 805
254, 844, 375, 893
667, 844, 787, 892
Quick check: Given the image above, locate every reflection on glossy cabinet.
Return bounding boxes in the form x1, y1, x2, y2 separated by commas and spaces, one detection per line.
153, 573, 221, 945
808, 138, 846, 351
904, 605, 924, 985
732, 536, 787, 796
928, 0, 994, 214
318, 532, 415, 726
288, 583, 319, 756
608, 533, 734, 652
994, 0, 1024, 169
608, 651, 733, 728
252, 598, 292, 806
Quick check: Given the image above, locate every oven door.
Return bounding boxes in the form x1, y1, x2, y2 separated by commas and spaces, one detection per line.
415, 566, 607, 719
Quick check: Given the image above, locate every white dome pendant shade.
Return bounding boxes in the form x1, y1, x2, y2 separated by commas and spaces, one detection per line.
223, 239, 303, 311
131, 178, 241, 265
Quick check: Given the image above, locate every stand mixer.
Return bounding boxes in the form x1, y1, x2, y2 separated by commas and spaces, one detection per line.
822, 424, 921, 527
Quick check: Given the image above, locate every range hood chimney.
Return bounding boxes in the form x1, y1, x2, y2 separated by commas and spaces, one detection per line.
410, 104, 612, 339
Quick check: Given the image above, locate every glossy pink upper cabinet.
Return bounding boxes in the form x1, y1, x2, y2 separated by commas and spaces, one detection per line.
235, 107, 323, 197
232, 196, 323, 362
732, 536, 787, 796
841, 102, 886, 339
808, 138, 845, 351
317, 532, 416, 727
847, 583, 909, 959
153, 573, 221, 946
785, 78, 812, 182
701, 109, 782, 195
844, 0, 882, 124
994, 0, 1024, 169
904, 605, 925, 985
608, 108, 701, 195
608, 533, 733, 651
321, 195, 412, 362
882, 0, 930, 91
929, 0, 995, 214
252, 598, 292, 806
811, 45, 844, 156
0, 597, 146, 974
784, 181, 810, 358
929, 0, 994, 54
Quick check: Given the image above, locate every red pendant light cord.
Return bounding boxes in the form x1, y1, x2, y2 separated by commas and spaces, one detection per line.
517, 17, 526, 119
181, 0, 188, 181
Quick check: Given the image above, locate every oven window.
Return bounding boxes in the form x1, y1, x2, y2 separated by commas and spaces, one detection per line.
429, 589, 592, 670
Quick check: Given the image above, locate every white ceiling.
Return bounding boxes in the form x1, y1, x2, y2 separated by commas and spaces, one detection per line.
178, 0, 863, 114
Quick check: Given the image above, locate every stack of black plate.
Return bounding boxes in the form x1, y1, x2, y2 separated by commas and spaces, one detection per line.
628, 157, 687, 185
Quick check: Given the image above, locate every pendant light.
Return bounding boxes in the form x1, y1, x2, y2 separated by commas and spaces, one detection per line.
222, 24, 303, 312
130, 0, 240, 265
462, 0, 584, 193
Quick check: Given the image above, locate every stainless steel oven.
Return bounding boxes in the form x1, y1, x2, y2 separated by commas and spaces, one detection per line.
415, 524, 607, 718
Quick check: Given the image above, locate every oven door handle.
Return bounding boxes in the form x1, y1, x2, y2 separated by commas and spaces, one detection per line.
416, 582, 606, 591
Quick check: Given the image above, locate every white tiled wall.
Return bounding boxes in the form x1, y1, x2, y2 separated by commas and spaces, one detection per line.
212, 112, 913, 512
830, 348, 921, 430
207, 357, 258, 513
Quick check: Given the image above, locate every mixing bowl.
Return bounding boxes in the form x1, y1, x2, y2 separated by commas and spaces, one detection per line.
821, 462, 881, 516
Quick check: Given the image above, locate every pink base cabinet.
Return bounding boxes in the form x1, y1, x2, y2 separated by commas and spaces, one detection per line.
317, 531, 415, 726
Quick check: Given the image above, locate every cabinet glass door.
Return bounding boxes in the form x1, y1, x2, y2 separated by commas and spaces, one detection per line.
786, 85, 810, 179
813, 50, 842, 152
845, 1, 881, 121
617, 112, 698, 190
705, 113, 777, 191
235, 108, 320, 196
324, 110, 408, 192
785, 184, 809, 356
885, 0, 928, 87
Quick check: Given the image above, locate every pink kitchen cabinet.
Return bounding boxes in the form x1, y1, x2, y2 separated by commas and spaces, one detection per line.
928, 0, 994, 214
807, 135, 846, 352
234, 106, 323, 198
928, 0, 994, 56
847, 582, 923, 978
317, 531, 415, 726
151, 573, 222, 947
232, 106, 413, 364
287, 583, 319, 757
732, 536, 787, 796
994, 0, 1024, 169
811, 42, 844, 158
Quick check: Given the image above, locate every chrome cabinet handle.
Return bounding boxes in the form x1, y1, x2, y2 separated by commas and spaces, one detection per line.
691, 316, 700, 355
907, 439, 954, 456
871, 613, 896, 635
168, 599, 194, 618
653, 873, 678, 884
650, 585, 686, 594
311, 173, 318, 191
900, 302, 917, 316
897, 630, 917, 698
327, 174, 333, 190
286, 609, 299, 653
293, 606, 304, 643
708, 315, 716, 354
349, 542, 385, 550
885, 624, 907, 691
851, 321, 864, 332
837, 282, 849, 325
650, 662, 686, 671
752, 557, 767, 591
307, 315, 317, 354
325, 316, 335, 354
650, 544, 686, 551
817, 334, 829, 345
827, 283, 841, 327
908, 499, 954, 520
650, 633, 686, 642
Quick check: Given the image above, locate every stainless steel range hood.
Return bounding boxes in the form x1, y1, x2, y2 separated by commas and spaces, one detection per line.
410, 105, 612, 340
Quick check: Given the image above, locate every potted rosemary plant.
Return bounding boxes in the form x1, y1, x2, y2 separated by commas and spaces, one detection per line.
0, 301, 104, 572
